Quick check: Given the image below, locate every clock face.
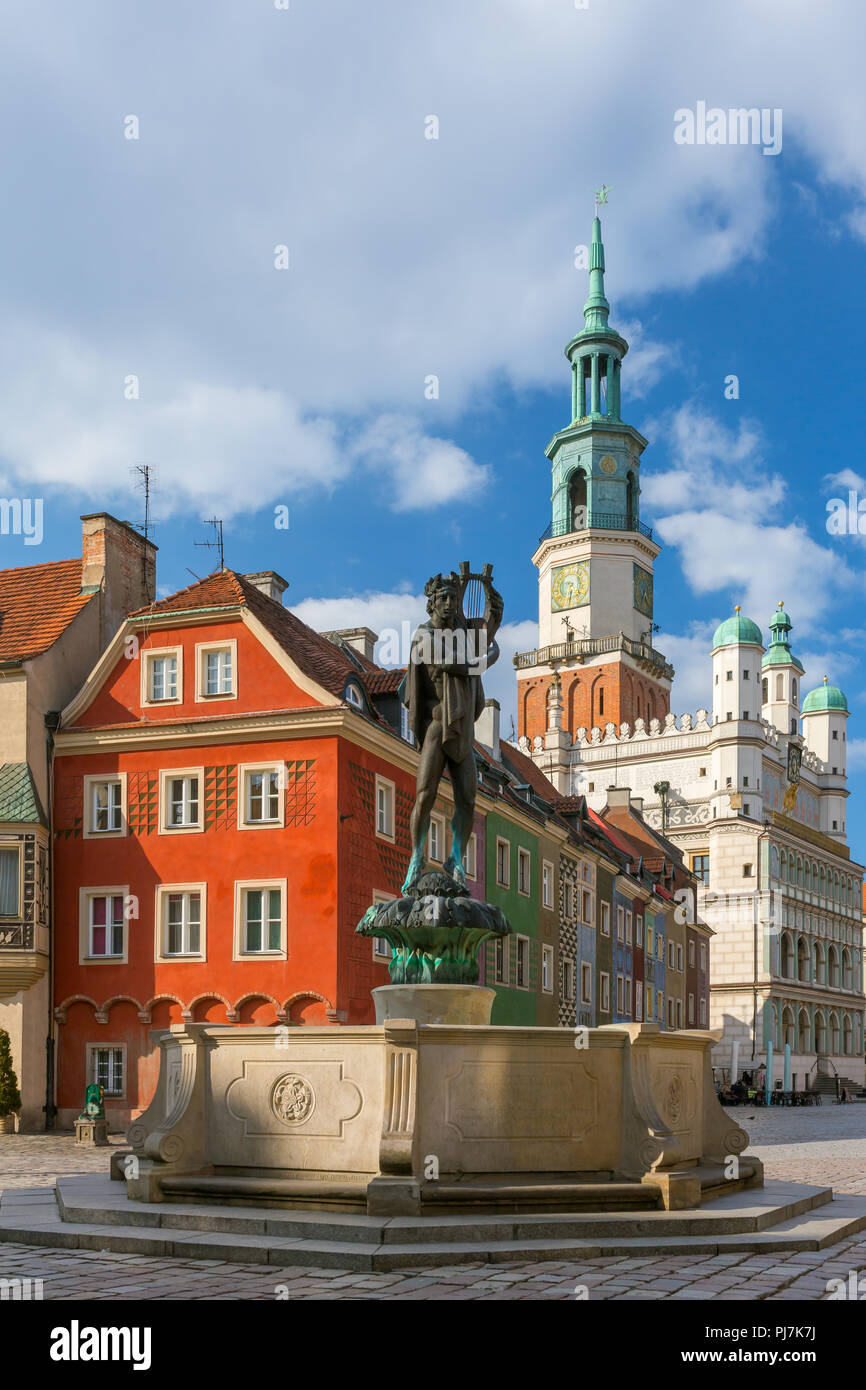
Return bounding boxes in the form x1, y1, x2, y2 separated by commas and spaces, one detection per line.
633, 564, 653, 618
551, 561, 589, 612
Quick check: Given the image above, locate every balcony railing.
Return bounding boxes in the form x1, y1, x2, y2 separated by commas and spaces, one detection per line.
538, 514, 653, 545
513, 632, 674, 678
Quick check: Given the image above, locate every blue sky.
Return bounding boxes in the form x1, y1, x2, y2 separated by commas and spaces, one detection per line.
2, 1, 866, 848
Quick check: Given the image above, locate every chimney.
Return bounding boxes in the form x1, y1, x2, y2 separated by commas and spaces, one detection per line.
244, 571, 290, 604
476, 698, 500, 762
630, 795, 644, 816
606, 786, 632, 809
331, 627, 378, 663
80, 513, 157, 647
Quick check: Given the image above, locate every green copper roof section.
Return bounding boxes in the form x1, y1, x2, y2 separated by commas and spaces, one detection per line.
802, 677, 848, 714
712, 607, 763, 650
761, 601, 804, 672
582, 216, 610, 332
0, 762, 47, 825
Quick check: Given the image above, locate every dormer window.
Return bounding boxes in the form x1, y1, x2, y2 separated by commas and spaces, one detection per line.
143, 648, 182, 705
195, 640, 237, 700
345, 682, 364, 710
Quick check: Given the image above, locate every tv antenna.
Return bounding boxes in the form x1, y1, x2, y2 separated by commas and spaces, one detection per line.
195, 517, 225, 571
130, 465, 155, 540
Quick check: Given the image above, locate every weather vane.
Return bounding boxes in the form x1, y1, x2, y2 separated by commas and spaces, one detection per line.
594, 184, 611, 210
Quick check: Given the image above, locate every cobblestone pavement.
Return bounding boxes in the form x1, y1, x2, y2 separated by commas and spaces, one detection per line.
1, 1108, 865, 1301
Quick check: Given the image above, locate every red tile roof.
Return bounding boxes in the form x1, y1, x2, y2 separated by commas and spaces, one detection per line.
131, 569, 397, 705
0, 557, 93, 663
499, 741, 560, 800
364, 669, 406, 695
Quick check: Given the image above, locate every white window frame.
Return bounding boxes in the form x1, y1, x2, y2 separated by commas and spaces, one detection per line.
580, 961, 592, 1006
79, 886, 130, 964
676, 943, 684, 973
496, 837, 510, 888
564, 881, 575, 919
83, 773, 127, 839
238, 762, 285, 830
374, 775, 395, 842
464, 832, 477, 881
699, 997, 707, 1025
159, 767, 204, 835
688, 992, 695, 1024
625, 909, 633, 944
600, 971, 610, 1013
195, 638, 238, 702
494, 934, 509, 985
87, 1043, 127, 1100
700, 942, 707, 971
676, 997, 683, 1029
542, 859, 554, 909
583, 889, 594, 927
428, 814, 445, 863
141, 645, 183, 706
0, 842, 23, 919
515, 934, 530, 989
542, 944, 553, 993
563, 957, 575, 1002
155, 883, 207, 961
372, 890, 396, 962
233, 879, 288, 960
600, 900, 610, 937
345, 681, 364, 710
517, 847, 531, 897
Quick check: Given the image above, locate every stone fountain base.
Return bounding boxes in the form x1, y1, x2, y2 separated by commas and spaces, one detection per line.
120, 1015, 761, 1218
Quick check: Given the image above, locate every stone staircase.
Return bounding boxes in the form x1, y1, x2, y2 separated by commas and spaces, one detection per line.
2, 1175, 866, 1271
808, 1073, 864, 1099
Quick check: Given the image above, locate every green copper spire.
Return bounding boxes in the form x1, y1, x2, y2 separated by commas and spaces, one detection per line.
762, 601, 804, 673
583, 216, 610, 332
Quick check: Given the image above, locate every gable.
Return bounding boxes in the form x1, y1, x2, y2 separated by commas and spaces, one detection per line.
67, 615, 336, 729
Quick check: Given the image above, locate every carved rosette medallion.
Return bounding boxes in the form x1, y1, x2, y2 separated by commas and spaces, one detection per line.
271, 1073, 316, 1126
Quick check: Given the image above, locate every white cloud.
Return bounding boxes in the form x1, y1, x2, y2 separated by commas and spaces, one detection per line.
656, 623, 716, 715
3, 2, 866, 514
352, 415, 491, 512
640, 404, 856, 636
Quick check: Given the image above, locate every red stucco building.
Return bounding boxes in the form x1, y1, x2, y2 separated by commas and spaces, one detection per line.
51, 569, 414, 1125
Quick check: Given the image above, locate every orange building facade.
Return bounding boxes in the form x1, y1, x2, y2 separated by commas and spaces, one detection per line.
51, 570, 416, 1126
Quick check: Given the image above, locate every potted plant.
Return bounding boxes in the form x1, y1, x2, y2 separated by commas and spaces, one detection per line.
0, 1029, 22, 1133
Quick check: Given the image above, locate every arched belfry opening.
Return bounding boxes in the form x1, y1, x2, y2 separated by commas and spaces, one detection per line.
569, 468, 588, 532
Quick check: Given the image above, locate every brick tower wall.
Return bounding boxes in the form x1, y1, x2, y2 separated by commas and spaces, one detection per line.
517, 663, 671, 744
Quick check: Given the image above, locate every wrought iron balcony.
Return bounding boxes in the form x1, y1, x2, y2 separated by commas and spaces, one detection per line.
538, 514, 653, 545
513, 632, 674, 679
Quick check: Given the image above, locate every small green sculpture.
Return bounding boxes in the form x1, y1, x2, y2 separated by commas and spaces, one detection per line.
80, 1083, 105, 1122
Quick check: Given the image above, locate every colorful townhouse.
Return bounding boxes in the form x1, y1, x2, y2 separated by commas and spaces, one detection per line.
0, 513, 154, 1128
600, 789, 710, 1032
51, 568, 418, 1126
